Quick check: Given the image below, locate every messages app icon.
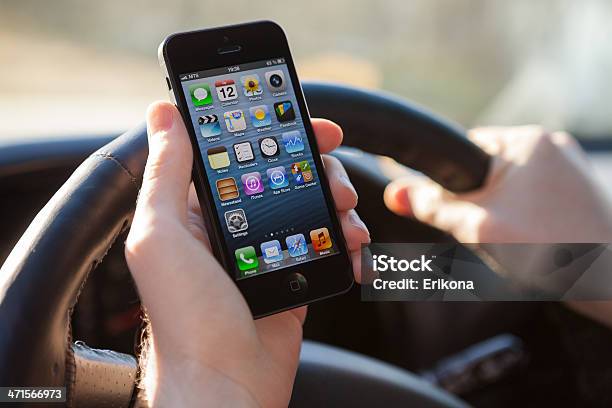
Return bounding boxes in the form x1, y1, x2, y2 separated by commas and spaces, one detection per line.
282, 131, 304, 153
189, 83, 213, 106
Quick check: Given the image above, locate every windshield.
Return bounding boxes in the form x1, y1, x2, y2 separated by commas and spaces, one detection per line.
2, 0, 611, 140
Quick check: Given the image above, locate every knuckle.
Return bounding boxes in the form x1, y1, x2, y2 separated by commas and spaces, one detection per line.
527, 125, 550, 141
323, 154, 341, 169
125, 222, 157, 260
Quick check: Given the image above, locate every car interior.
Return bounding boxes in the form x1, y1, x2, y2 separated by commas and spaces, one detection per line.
2, 82, 612, 407
2, 2, 612, 407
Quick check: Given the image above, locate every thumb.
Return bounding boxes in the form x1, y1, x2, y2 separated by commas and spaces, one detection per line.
384, 172, 478, 240
137, 101, 193, 222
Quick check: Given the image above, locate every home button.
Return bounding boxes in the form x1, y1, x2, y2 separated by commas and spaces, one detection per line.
285, 273, 308, 297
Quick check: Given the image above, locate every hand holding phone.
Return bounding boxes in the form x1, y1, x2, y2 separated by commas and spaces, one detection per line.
159, 21, 363, 316
125, 100, 369, 406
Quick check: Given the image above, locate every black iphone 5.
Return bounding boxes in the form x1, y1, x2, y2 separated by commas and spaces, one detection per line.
158, 21, 353, 317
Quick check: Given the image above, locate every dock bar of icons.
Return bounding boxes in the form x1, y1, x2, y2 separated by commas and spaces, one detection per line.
234, 227, 333, 274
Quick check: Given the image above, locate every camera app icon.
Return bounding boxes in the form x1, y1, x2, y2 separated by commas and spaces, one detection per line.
265, 70, 286, 92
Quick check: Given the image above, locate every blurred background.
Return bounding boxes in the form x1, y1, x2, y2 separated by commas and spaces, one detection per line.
2, 0, 612, 141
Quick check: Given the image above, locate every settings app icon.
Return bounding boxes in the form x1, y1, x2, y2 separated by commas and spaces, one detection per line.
224, 209, 248, 233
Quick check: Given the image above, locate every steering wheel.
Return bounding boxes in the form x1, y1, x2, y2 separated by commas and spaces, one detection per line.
0, 82, 488, 407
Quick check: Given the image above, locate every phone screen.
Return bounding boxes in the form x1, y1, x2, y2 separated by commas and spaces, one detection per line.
178, 58, 340, 279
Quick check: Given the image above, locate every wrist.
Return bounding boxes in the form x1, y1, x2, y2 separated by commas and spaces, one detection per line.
139, 336, 260, 407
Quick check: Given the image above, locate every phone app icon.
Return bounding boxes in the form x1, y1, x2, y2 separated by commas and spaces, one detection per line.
207, 146, 230, 169
274, 101, 295, 122
290, 161, 313, 184
286, 233, 308, 257
216, 177, 239, 201
233, 141, 254, 163
241, 172, 264, 195
265, 70, 286, 92
249, 105, 271, 127
281, 131, 304, 153
189, 83, 213, 106
223, 110, 247, 132
240, 74, 263, 97
224, 209, 248, 233
235, 246, 258, 271
198, 114, 221, 138
259, 136, 280, 158
310, 227, 332, 251
215, 79, 238, 101
261, 240, 283, 264
266, 166, 288, 189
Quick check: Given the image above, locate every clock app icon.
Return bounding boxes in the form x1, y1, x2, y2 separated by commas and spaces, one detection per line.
258, 136, 280, 158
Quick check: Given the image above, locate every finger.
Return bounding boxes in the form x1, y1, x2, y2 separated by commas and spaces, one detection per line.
337, 209, 370, 283
288, 306, 308, 325
186, 184, 210, 247
384, 175, 482, 240
187, 183, 202, 217
254, 306, 307, 336
384, 173, 448, 225
137, 101, 193, 222
312, 118, 343, 154
352, 246, 378, 284
323, 155, 358, 211
339, 209, 370, 252
383, 171, 429, 216
351, 250, 362, 283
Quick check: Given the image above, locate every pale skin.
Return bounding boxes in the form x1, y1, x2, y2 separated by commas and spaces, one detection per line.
384, 125, 612, 327
125, 101, 370, 407
127, 116, 612, 405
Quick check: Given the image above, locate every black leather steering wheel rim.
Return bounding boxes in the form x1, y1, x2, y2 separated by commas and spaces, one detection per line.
0, 82, 488, 407
306, 82, 489, 192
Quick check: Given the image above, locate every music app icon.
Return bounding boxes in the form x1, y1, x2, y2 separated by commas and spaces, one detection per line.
241, 172, 264, 195
309, 227, 332, 251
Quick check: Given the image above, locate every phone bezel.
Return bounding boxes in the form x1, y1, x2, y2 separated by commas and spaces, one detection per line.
160, 21, 353, 317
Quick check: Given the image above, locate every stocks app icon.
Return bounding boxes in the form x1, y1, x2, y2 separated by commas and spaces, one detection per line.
282, 131, 304, 153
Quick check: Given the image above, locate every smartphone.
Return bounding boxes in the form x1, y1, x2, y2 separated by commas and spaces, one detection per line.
158, 21, 353, 317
